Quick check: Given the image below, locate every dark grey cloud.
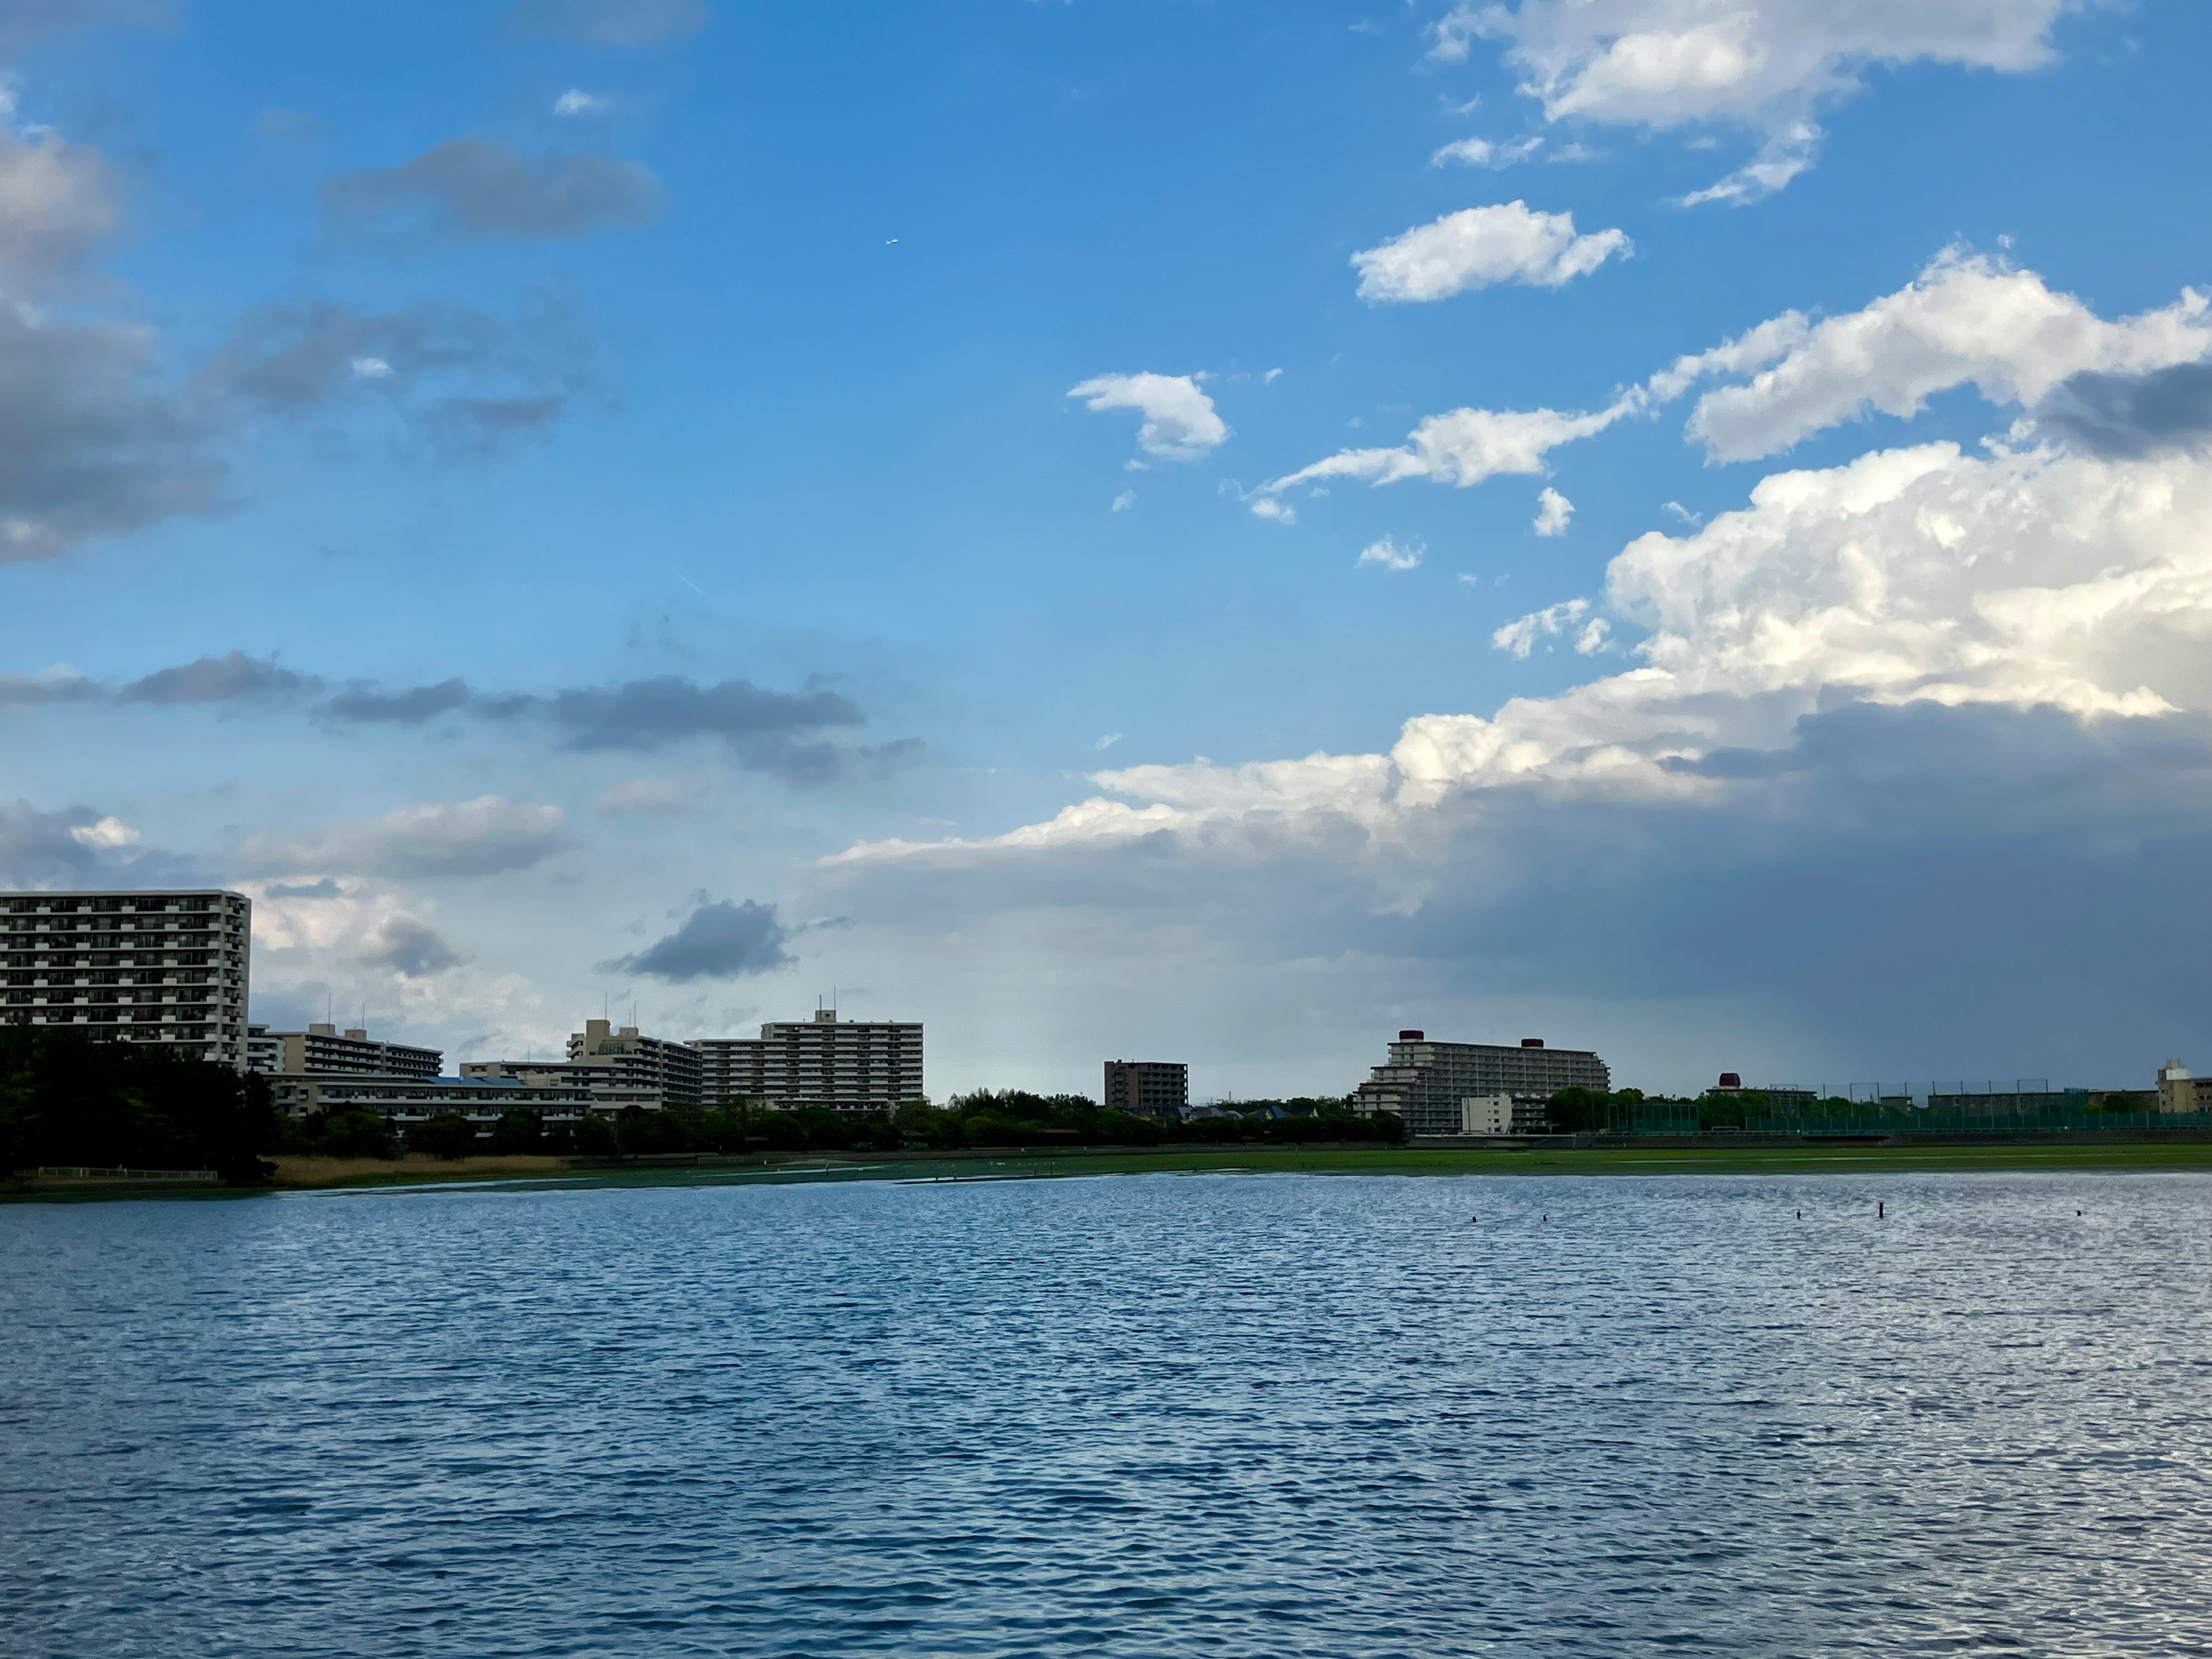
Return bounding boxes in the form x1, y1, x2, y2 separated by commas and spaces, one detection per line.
362, 915, 470, 977
0, 305, 225, 561
120, 651, 321, 705
206, 295, 593, 457
829, 698, 2212, 1090
318, 672, 876, 785
0, 671, 98, 706
321, 139, 667, 245
9, 650, 900, 787
510, 0, 705, 46
545, 676, 865, 771
2038, 362, 2212, 460
320, 678, 478, 725
0, 798, 200, 888
606, 898, 793, 982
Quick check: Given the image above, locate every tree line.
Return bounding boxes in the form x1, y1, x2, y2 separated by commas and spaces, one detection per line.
284, 1088, 1405, 1161
0, 1029, 277, 1185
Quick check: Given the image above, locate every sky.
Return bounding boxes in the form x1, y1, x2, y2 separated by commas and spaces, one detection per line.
5, 0, 2212, 1100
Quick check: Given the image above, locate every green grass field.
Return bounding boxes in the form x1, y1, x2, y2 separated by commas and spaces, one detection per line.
504, 1140, 2212, 1195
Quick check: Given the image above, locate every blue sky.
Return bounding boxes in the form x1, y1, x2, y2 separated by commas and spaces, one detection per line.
7, 0, 2212, 1098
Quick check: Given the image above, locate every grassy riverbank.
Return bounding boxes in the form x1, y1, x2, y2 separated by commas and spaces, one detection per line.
285, 1138, 2212, 1191
13, 1139, 2212, 1200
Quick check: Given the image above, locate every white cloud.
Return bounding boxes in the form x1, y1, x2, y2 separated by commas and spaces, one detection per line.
244, 795, 568, 878
1575, 616, 1612, 654
1492, 597, 1589, 657
1262, 399, 1633, 498
1110, 489, 1135, 513
1261, 254, 2212, 512
1440, 0, 2092, 202
552, 89, 609, 117
1067, 372, 1228, 461
1533, 486, 1574, 535
350, 355, 393, 380
1358, 536, 1425, 571
1431, 135, 1544, 168
1094, 732, 1123, 752
836, 430, 2212, 876
1685, 252, 2212, 461
67, 815, 139, 849
1352, 202, 1630, 302
1248, 495, 1297, 524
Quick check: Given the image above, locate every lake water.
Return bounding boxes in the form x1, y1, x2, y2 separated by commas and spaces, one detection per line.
3, 1171, 2211, 1657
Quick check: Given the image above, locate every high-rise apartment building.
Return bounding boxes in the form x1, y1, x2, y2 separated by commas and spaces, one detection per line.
1354, 1032, 1609, 1137
1103, 1060, 1188, 1119
694, 1009, 923, 1113
566, 1018, 704, 1108
248, 1022, 442, 1079
0, 889, 251, 1067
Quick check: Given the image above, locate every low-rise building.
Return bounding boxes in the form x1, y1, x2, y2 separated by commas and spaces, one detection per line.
1104, 1060, 1188, 1119
1355, 1031, 1609, 1137
248, 1022, 441, 1079
1459, 1093, 1554, 1135
2157, 1060, 2212, 1113
268, 1073, 660, 1127
1, 889, 251, 1067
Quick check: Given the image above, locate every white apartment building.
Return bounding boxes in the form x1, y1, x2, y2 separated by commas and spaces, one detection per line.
269, 1073, 660, 1127
694, 1009, 924, 1113
1459, 1094, 1554, 1135
1355, 1031, 1609, 1137
248, 1022, 442, 1080
1, 889, 251, 1067
567, 1018, 704, 1108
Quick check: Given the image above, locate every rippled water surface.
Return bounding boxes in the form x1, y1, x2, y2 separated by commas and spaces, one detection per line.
5, 1172, 2212, 1656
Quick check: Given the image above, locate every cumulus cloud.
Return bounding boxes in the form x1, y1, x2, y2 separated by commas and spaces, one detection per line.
821, 428, 2212, 1079
245, 796, 568, 879
605, 897, 794, 982
1353, 202, 1630, 301
0, 798, 195, 887
510, 0, 706, 45
1357, 536, 1424, 571
321, 138, 667, 245
1686, 253, 2212, 461
1067, 373, 1229, 461
2038, 363, 2212, 459
1439, 0, 2090, 202
1533, 486, 1574, 535
360, 914, 469, 977
1260, 253, 2211, 510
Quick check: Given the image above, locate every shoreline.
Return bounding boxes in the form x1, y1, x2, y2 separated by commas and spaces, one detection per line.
11, 1138, 2212, 1201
